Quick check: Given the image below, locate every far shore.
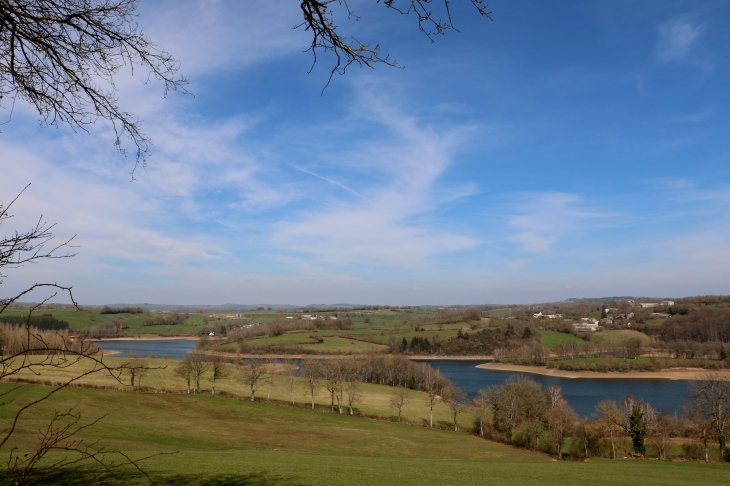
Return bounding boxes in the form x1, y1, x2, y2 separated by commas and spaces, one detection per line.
476, 362, 730, 381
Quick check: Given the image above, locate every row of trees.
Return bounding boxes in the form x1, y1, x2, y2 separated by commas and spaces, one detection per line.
474, 375, 730, 461
100, 306, 145, 315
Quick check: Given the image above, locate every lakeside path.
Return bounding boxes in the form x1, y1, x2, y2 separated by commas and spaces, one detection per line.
476, 362, 730, 380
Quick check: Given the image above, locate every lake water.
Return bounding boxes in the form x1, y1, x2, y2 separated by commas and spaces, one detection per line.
94, 341, 691, 416
427, 360, 691, 417
96, 339, 197, 359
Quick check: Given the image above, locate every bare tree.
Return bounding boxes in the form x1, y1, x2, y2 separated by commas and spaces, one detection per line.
282, 358, 299, 405
208, 354, 232, 396
691, 373, 730, 461
321, 361, 341, 413
423, 364, 442, 428
491, 377, 547, 441
442, 385, 467, 432
340, 358, 360, 415
1, 185, 76, 313
1, 187, 156, 483
239, 358, 265, 402
543, 401, 577, 459
0, 0, 188, 173
546, 384, 563, 408
596, 400, 623, 459
302, 359, 322, 410
471, 389, 492, 437
174, 355, 193, 394
189, 352, 209, 394
389, 387, 410, 423
124, 351, 147, 391
684, 403, 714, 463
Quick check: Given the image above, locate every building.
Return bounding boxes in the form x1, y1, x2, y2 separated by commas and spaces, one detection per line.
574, 322, 599, 332
661, 300, 675, 306
638, 303, 659, 308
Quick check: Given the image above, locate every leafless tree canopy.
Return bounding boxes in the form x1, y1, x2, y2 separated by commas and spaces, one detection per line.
297, 0, 492, 87
0, 0, 188, 173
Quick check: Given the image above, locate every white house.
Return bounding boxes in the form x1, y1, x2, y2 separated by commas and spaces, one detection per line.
661, 300, 675, 306
574, 322, 599, 332
638, 303, 659, 308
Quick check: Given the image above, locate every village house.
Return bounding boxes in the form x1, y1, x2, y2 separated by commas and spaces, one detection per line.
573, 321, 599, 332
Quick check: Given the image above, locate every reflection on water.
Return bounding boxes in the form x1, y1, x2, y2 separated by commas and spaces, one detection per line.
93, 342, 692, 416
427, 360, 691, 417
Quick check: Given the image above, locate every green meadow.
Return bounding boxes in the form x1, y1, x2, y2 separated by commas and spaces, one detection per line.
3, 382, 728, 485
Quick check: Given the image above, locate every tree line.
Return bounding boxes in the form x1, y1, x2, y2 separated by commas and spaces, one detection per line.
0, 313, 69, 331
100, 306, 145, 315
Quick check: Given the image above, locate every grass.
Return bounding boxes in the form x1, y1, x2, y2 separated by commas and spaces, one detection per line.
541, 330, 585, 349
591, 330, 652, 345
4, 356, 465, 427
300, 337, 388, 353
1, 307, 207, 335
3, 383, 729, 485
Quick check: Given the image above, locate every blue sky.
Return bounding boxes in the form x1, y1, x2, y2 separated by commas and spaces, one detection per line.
2, 0, 730, 305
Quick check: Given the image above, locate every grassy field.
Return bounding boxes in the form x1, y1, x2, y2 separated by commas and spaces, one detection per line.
2, 383, 728, 485
591, 330, 652, 345
5, 356, 471, 428
540, 330, 585, 348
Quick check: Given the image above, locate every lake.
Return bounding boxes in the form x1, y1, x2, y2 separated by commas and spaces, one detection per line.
96, 339, 197, 359
94, 340, 692, 416
427, 360, 691, 417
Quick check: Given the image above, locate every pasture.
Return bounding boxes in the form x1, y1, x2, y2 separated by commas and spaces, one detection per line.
2, 383, 728, 485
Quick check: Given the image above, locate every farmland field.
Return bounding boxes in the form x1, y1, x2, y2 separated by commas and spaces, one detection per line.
3, 383, 728, 485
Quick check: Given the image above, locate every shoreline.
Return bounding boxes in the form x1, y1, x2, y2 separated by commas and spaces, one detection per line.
476, 362, 730, 380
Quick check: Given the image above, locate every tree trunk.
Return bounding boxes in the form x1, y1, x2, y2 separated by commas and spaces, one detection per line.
430, 403, 433, 428
720, 436, 726, 461
211, 376, 216, 396
610, 429, 616, 459
557, 437, 563, 460
311, 390, 315, 410
250, 386, 255, 402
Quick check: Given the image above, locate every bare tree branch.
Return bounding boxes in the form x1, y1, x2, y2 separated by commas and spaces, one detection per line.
296, 0, 492, 90
0, 0, 189, 177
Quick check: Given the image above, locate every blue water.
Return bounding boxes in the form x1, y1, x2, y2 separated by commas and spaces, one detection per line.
93, 341, 692, 416
96, 339, 197, 359
426, 360, 691, 417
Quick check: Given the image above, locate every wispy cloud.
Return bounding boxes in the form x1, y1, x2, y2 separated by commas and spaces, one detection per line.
271, 95, 478, 268
655, 16, 705, 63
507, 193, 620, 253
293, 166, 367, 200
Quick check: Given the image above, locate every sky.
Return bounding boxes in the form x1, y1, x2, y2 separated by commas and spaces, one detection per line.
2, 0, 730, 306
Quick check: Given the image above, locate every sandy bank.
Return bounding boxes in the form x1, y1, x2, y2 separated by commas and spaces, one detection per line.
476, 363, 730, 380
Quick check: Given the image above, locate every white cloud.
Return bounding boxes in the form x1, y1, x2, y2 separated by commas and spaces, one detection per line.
270, 95, 478, 268
655, 16, 704, 63
507, 193, 620, 253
